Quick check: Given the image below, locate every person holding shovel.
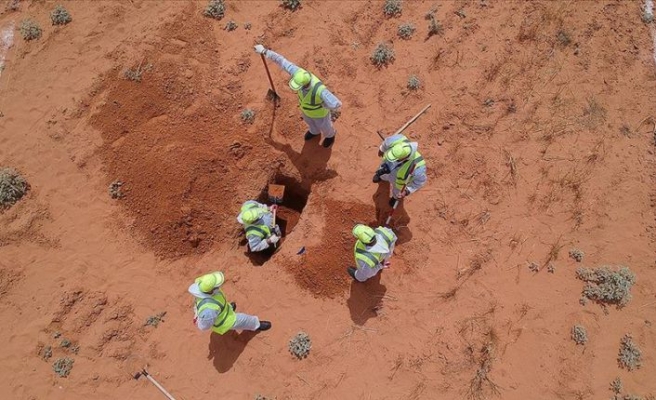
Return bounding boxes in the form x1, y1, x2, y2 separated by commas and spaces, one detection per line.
373, 133, 427, 206
254, 45, 342, 148
237, 200, 281, 252
347, 224, 397, 282
188, 271, 272, 333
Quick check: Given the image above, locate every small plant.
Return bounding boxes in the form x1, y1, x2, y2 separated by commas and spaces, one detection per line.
556, 30, 571, 46
547, 264, 555, 273
620, 124, 632, 137
203, 0, 225, 19
483, 98, 494, 107
370, 43, 395, 68
20, 19, 42, 41
0, 167, 29, 208
224, 20, 238, 31
428, 15, 443, 37
124, 67, 142, 82
289, 331, 311, 359
241, 108, 256, 124
145, 311, 167, 327
576, 266, 636, 308
244, 22, 252, 30
52, 357, 74, 377
50, 5, 72, 26
70, 345, 80, 354
108, 180, 124, 199
255, 395, 273, 400
455, 8, 466, 18
52, 332, 61, 339
60, 339, 71, 348
7, 0, 20, 12
610, 377, 622, 394
569, 248, 584, 262
383, 0, 402, 17
407, 75, 420, 90
528, 262, 539, 272
280, 0, 301, 11
618, 334, 642, 371
571, 325, 587, 345
40, 345, 52, 361
397, 23, 415, 39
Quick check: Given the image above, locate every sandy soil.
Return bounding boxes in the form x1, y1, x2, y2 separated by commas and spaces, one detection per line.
1, 0, 656, 399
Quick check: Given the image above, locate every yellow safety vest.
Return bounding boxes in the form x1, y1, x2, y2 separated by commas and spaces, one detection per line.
298, 74, 329, 119
394, 151, 426, 190
245, 223, 271, 239
354, 228, 395, 268
195, 291, 236, 335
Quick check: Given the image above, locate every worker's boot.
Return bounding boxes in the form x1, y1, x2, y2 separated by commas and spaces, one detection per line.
304, 131, 318, 141
347, 267, 357, 280
230, 302, 236, 311
257, 321, 272, 331
322, 136, 335, 148
372, 173, 381, 183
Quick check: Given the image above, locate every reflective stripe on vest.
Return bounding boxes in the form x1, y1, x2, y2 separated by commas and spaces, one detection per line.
245, 224, 271, 239
298, 75, 329, 118
195, 294, 231, 331
353, 228, 395, 268
394, 151, 425, 190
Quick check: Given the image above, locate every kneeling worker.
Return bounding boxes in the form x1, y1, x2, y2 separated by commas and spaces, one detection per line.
237, 200, 281, 252
188, 271, 271, 333
347, 224, 397, 282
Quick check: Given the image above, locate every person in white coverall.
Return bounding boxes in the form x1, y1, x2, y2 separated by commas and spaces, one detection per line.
373, 133, 427, 206
236, 200, 281, 252
189, 271, 271, 334
347, 224, 397, 282
254, 44, 342, 148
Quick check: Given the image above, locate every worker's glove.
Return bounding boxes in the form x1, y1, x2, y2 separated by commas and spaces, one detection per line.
254, 44, 267, 55
393, 190, 408, 200
267, 234, 280, 244
388, 197, 397, 207
274, 225, 281, 236
382, 260, 391, 269
268, 204, 278, 213
331, 109, 341, 122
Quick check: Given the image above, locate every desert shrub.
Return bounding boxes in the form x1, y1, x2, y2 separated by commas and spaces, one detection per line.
108, 180, 124, 198
0, 167, 28, 208
570, 325, 587, 345
52, 357, 74, 377
40, 345, 52, 361
60, 339, 71, 348
224, 20, 238, 31
244, 22, 252, 30
397, 23, 415, 39
618, 334, 642, 371
281, 0, 301, 11
241, 109, 255, 124
289, 332, 311, 359
528, 262, 539, 272
556, 30, 571, 46
370, 43, 395, 68
383, 0, 402, 17
428, 15, 443, 37
50, 5, 72, 25
569, 248, 584, 262
20, 19, 41, 41
203, 0, 225, 19
610, 377, 622, 394
145, 311, 166, 327
407, 75, 420, 90
576, 266, 636, 307
254, 396, 273, 400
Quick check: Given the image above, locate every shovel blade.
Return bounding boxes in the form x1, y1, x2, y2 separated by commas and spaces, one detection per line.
268, 184, 285, 204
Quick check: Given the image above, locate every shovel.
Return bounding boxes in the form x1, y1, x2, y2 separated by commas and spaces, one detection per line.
133, 367, 177, 400
267, 183, 285, 247
260, 54, 281, 105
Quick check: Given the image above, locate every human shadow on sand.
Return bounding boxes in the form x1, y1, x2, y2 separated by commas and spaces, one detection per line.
346, 273, 388, 326
265, 104, 338, 187
372, 183, 413, 245
207, 330, 259, 373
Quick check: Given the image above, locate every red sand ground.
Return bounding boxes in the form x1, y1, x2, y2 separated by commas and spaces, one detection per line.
1, 1, 656, 399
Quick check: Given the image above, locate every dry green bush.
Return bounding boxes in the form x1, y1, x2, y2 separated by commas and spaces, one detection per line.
370, 43, 395, 68
576, 266, 635, 308
0, 167, 28, 208
50, 5, 72, 25
203, 0, 225, 19
20, 19, 41, 41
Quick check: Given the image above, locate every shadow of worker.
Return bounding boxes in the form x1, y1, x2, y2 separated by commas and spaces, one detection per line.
346, 272, 388, 326
207, 330, 258, 373
372, 183, 413, 245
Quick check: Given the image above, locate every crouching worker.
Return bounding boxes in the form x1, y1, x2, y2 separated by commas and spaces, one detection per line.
236, 200, 281, 252
347, 224, 397, 282
188, 271, 271, 333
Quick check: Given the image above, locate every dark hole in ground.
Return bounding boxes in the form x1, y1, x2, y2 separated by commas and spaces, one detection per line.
243, 175, 309, 266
